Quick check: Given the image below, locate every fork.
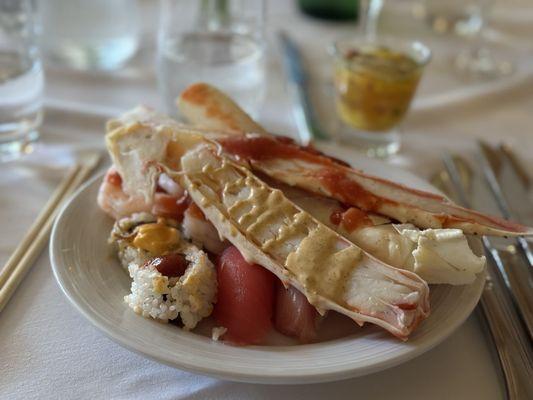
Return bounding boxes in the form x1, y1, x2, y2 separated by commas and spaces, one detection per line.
439, 153, 533, 400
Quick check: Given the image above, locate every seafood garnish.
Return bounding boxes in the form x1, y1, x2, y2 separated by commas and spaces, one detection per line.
104, 106, 486, 285
105, 114, 430, 338
178, 83, 533, 238
178, 144, 430, 339
272, 181, 486, 285
178, 82, 268, 135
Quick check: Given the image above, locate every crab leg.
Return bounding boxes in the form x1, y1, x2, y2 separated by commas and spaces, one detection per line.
178, 144, 430, 340
178, 83, 533, 237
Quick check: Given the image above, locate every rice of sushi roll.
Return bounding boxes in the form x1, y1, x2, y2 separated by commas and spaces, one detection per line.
110, 213, 217, 329
125, 245, 216, 329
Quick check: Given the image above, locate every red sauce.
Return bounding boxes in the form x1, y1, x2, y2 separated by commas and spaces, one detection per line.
145, 253, 188, 277
341, 207, 372, 232
329, 207, 371, 232
106, 170, 122, 187
218, 134, 529, 234
330, 209, 344, 226
218, 135, 342, 167
314, 168, 383, 212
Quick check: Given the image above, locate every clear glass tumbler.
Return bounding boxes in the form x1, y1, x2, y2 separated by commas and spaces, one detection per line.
38, 0, 140, 71
421, 0, 484, 36
157, 0, 266, 119
332, 37, 430, 157
0, 0, 43, 161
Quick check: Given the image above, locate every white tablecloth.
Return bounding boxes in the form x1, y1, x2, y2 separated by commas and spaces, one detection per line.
2, 1, 532, 398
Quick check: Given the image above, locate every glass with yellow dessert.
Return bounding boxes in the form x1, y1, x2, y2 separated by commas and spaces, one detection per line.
332, 37, 431, 157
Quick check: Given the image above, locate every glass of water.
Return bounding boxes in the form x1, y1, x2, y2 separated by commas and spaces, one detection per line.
0, 0, 43, 161
38, 0, 140, 71
157, 0, 266, 119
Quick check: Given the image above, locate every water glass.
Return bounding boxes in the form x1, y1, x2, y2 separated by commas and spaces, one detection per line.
38, 0, 140, 71
421, 0, 484, 36
0, 0, 43, 161
157, 0, 266, 119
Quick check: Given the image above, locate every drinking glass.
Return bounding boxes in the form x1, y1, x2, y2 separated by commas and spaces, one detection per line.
38, 0, 140, 71
0, 0, 43, 161
332, 37, 430, 157
421, 0, 484, 36
157, 0, 266, 119
421, 0, 513, 78
359, 0, 384, 39
453, 0, 513, 78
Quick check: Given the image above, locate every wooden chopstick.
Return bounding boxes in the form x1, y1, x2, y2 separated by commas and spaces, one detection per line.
0, 164, 82, 288
0, 152, 101, 313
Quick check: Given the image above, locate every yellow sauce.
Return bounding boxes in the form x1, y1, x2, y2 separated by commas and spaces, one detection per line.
132, 219, 180, 254
334, 46, 422, 132
186, 153, 365, 308
285, 225, 361, 301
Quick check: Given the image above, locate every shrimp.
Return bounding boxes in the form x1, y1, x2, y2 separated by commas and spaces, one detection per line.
98, 167, 189, 221
97, 167, 152, 219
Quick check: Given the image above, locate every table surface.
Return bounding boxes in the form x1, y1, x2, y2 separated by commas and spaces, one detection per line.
2, 1, 533, 399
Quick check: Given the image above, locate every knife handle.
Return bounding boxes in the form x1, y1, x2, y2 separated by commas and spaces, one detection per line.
480, 267, 533, 400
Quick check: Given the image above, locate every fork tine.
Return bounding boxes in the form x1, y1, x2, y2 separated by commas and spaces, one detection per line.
477, 140, 533, 268
499, 143, 530, 189
442, 152, 533, 399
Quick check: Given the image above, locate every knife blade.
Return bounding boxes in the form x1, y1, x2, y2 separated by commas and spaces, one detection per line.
443, 152, 533, 339
442, 153, 533, 399
478, 140, 533, 267
277, 31, 329, 144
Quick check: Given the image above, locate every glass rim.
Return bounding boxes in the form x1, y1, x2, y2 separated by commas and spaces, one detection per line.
330, 35, 432, 67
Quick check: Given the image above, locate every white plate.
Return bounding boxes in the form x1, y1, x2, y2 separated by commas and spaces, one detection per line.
50, 151, 485, 384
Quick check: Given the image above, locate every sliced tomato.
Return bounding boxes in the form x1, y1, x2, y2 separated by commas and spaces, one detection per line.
213, 246, 275, 345
274, 282, 319, 343
151, 193, 190, 220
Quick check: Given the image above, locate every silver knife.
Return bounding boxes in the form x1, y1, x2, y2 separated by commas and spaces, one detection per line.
442, 153, 533, 400
277, 31, 329, 144
443, 152, 533, 340
477, 140, 533, 267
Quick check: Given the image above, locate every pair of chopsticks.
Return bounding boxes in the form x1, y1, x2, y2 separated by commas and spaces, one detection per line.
0, 152, 101, 313
441, 146, 533, 399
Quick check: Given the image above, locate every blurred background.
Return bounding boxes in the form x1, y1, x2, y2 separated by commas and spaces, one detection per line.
1, 0, 533, 162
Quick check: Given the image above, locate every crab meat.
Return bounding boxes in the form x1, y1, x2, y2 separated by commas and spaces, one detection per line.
178, 83, 533, 238
179, 145, 430, 339
104, 106, 487, 285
